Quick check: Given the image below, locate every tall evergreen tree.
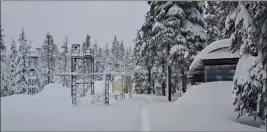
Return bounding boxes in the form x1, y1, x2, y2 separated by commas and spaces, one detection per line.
141, 11, 155, 94
0, 27, 10, 96
119, 41, 125, 60
205, 1, 238, 44
124, 48, 131, 72
97, 47, 104, 73
83, 34, 91, 51
111, 36, 120, 72
16, 28, 30, 94
8, 39, 18, 94
133, 30, 149, 93
40, 33, 58, 84
93, 41, 99, 73
104, 43, 112, 72
226, 1, 267, 127
205, 1, 221, 44
148, 1, 207, 93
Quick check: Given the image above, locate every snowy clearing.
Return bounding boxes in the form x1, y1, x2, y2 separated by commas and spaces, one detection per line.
140, 81, 265, 131
1, 81, 265, 131
1, 83, 148, 131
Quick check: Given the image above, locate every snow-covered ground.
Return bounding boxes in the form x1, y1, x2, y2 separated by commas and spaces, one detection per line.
2, 81, 265, 131
140, 81, 265, 131
1, 83, 148, 131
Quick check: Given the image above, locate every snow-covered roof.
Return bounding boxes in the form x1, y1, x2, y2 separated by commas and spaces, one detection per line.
189, 39, 239, 71
29, 49, 39, 57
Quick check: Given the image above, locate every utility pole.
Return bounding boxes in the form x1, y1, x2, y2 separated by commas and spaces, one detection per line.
0, 1, 2, 92
167, 43, 171, 101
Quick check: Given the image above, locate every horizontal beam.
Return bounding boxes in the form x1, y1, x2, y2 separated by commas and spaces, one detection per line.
42, 72, 128, 77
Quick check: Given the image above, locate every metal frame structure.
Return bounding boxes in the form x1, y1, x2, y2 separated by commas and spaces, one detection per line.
28, 52, 40, 95
70, 44, 95, 105
104, 74, 111, 105
46, 72, 127, 105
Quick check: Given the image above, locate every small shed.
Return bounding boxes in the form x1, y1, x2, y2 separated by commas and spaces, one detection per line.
71, 44, 81, 56
188, 39, 239, 84
112, 72, 133, 93
29, 49, 40, 70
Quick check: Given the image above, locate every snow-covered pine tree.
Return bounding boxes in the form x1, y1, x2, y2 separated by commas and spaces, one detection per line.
93, 40, 98, 56
40, 33, 58, 84
148, 1, 206, 93
119, 41, 125, 60
83, 34, 91, 51
103, 43, 112, 72
93, 41, 99, 73
119, 41, 125, 72
8, 39, 18, 95
111, 36, 120, 72
219, 3, 239, 37
0, 27, 5, 51
205, 1, 238, 43
97, 47, 105, 73
53, 42, 60, 76
227, 1, 267, 127
127, 46, 134, 72
133, 30, 148, 93
0, 27, 10, 96
15, 28, 30, 94
141, 10, 157, 94
124, 47, 132, 72
205, 1, 222, 44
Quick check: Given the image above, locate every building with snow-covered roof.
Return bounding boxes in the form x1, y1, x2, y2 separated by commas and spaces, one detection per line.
188, 39, 239, 84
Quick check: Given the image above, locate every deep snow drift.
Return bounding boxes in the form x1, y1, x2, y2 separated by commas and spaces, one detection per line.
1, 82, 148, 131
140, 81, 265, 131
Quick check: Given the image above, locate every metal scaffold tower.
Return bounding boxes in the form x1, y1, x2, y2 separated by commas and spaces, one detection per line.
70, 44, 95, 105
28, 49, 41, 95
104, 74, 111, 105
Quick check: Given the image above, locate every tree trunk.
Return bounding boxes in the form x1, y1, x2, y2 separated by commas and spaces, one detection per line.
178, 60, 187, 93
162, 82, 166, 96
148, 68, 151, 94
264, 62, 267, 130
168, 64, 171, 101
181, 67, 186, 93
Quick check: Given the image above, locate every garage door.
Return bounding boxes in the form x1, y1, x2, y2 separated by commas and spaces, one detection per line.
204, 65, 236, 82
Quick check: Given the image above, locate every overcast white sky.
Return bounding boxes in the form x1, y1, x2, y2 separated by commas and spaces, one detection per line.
1, 1, 149, 51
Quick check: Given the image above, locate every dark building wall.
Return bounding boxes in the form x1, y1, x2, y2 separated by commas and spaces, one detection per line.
190, 58, 239, 84
204, 64, 236, 82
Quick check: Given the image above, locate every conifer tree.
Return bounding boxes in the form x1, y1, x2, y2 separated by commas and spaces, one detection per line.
16, 28, 30, 94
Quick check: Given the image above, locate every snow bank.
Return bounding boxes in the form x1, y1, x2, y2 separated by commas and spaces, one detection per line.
140, 81, 264, 131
